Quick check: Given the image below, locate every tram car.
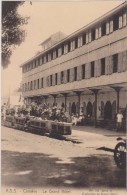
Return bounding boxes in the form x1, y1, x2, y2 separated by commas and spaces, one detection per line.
27, 118, 49, 135
14, 116, 26, 131
50, 121, 72, 135
4, 115, 15, 128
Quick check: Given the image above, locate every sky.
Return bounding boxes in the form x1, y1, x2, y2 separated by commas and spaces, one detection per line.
1, 0, 124, 97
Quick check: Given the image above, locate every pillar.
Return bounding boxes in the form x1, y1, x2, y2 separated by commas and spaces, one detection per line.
74, 91, 82, 116
51, 94, 57, 106
61, 93, 68, 112
89, 89, 100, 128
111, 86, 122, 113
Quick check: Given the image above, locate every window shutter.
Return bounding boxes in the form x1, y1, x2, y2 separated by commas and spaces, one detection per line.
85, 63, 91, 79
122, 51, 127, 71
109, 56, 113, 75
46, 76, 49, 87
119, 16, 123, 28
44, 56, 47, 63
95, 28, 99, 39
118, 52, 123, 72
70, 68, 74, 82
43, 77, 46, 88
106, 22, 110, 34
77, 66, 82, 80
110, 20, 113, 33
73, 40, 75, 50
95, 60, 101, 77
63, 70, 67, 84
123, 13, 127, 27
57, 72, 61, 85
105, 56, 110, 75
86, 32, 89, 44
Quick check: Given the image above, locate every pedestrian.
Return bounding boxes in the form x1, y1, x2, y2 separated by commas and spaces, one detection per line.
116, 111, 123, 131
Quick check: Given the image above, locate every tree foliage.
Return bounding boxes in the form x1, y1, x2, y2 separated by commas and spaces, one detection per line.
2, 1, 29, 68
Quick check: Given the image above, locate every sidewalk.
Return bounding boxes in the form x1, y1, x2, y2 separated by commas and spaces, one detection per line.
72, 125, 126, 137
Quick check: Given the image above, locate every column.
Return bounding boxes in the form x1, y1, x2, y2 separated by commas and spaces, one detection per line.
111, 86, 122, 113
89, 89, 100, 128
61, 93, 68, 112
74, 91, 82, 116
51, 94, 57, 106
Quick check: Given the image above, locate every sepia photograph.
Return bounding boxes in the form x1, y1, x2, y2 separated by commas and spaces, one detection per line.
1, 0, 127, 195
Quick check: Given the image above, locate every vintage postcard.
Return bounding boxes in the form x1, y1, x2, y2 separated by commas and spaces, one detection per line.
1, 1, 127, 195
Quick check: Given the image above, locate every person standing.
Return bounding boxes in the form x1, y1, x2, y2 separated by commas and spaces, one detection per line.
116, 111, 123, 131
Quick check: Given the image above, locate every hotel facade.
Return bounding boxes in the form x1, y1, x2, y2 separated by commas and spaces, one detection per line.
21, 2, 127, 130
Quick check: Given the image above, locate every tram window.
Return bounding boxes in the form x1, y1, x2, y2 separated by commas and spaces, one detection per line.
91, 61, 95, 77
101, 58, 105, 75
113, 54, 118, 73
82, 64, 85, 79
74, 67, 77, 81
67, 69, 70, 82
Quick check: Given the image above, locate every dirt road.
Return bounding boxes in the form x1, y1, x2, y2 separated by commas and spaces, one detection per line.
1, 126, 126, 195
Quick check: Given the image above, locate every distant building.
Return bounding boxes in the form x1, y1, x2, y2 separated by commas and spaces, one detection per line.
20, 2, 127, 130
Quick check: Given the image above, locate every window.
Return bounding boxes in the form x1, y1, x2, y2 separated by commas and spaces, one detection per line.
50, 75, 52, 86
78, 36, 83, 47
101, 22, 106, 36
91, 29, 95, 41
41, 56, 44, 64
55, 73, 58, 85
74, 67, 77, 81
75, 37, 78, 49
48, 53, 51, 61
113, 54, 118, 73
37, 79, 39, 89
101, 58, 105, 75
41, 78, 43, 88
64, 44, 68, 54
67, 69, 70, 82
82, 33, 86, 45
113, 14, 119, 31
38, 58, 40, 66
82, 64, 85, 79
30, 81, 33, 90
34, 80, 36, 89
61, 71, 64, 84
91, 61, 95, 77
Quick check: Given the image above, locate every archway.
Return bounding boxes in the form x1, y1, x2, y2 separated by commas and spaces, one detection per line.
71, 102, 76, 115
104, 101, 112, 119
86, 102, 93, 117
61, 102, 65, 108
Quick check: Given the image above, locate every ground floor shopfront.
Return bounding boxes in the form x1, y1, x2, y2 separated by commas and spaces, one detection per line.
24, 83, 127, 131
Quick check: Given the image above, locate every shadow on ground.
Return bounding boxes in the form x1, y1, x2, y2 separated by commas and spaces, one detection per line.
1, 150, 126, 188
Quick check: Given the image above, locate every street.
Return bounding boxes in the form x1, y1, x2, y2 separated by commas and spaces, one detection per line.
1, 126, 126, 195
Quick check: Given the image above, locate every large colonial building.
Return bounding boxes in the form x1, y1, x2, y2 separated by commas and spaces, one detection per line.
21, 2, 127, 129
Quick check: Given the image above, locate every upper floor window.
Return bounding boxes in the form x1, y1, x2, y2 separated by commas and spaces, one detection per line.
75, 37, 78, 49
41, 78, 43, 88
91, 29, 95, 41
113, 54, 118, 73
82, 64, 85, 79
55, 73, 58, 85
91, 61, 95, 77
74, 67, 77, 81
67, 69, 70, 82
78, 36, 83, 47
101, 58, 105, 75
70, 40, 75, 51
82, 33, 86, 45
37, 79, 39, 89
50, 75, 52, 86
113, 14, 119, 31
101, 22, 106, 36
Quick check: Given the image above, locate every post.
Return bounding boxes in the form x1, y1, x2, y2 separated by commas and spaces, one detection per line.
111, 86, 122, 113
74, 91, 82, 116
61, 93, 68, 112
89, 89, 100, 128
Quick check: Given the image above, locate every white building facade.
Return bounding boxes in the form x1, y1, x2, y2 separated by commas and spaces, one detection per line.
21, 2, 127, 130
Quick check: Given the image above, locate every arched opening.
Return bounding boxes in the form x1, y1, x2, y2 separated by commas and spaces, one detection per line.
86, 102, 93, 117
71, 102, 76, 115
61, 102, 65, 108
104, 101, 112, 120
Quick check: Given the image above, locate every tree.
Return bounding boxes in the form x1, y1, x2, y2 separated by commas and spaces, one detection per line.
2, 1, 29, 68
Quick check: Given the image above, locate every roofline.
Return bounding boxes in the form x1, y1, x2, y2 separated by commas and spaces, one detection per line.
20, 1, 127, 68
